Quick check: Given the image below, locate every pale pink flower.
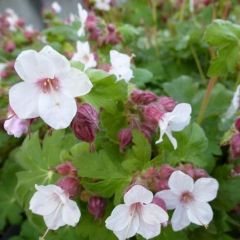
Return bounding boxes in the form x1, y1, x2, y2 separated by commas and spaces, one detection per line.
9, 46, 92, 129
95, 0, 111, 11
156, 171, 219, 231
51, 2, 62, 13
29, 184, 81, 230
105, 185, 168, 240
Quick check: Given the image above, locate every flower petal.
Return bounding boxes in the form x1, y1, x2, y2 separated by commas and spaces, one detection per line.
193, 178, 219, 202
165, 128, 178, 149
39, 45, 70, 76
155, 190, 179, 210
141, 204, 169, 225
60, 68, 93, 97
43, 205, 65, 230
169, 103, 192, 132
105, 204, 131, 232
9, 82, 40, 119
138, 219, 161, 240
168, 171, 194, 195
15, 49, 55, 82
187, 201, 213, 226
124, 185, 153, 205
171, 205, 190, 231
35, 184, 64, 195
155, 116, 169, 145
62, 199, 81, 226
38, 92, 77, 129
113, 214, 139, 240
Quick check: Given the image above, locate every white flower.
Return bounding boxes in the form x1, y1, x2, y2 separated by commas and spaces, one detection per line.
156, 103, 192, 150
9, 45, 93, 129
30, 184, 81, 230
5, 8, 19, 31
95, 0, 111, 11
0, 63, 6, 79
52, 2, 62, 13
4, 109, 30, 138
156, 171, 219, 231
105, 185, 168, 240
77, 3, 88, 37
109, 50, 133, 83
71, 41, 97, 71
223, 85, 240, 121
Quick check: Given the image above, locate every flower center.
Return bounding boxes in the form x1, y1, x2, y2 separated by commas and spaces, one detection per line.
37, 77, 60, 93
130, 202, 142, 216
83, 54, 90, 62
180, 191, 194, 204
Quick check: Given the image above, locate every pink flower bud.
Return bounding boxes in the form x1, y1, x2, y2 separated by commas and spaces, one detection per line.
154, 179, 169, 191
86, 12, 98, 31
71, 103, 99, 143
55, 161, 77, 177
131, 89, 158, 105
16, 18, 25, 27
118, 128, 132, 151
57, 177, 80, 198
177, 164, 195, 178
4, 108, 30, 138
230, 133, 240, 159
0, 70, 8, 78
143, 103, 164, 125
152, 196, 167, 211
88, 196, 107, 219
98, 63, 111, 72
158, 96, 176, 112
4, 41, 16, 53
140, 123, 156, 140
235, 118, 240, 132
104, 24, 121, 45
194, 168, 208, 179
159, 164, 175, 179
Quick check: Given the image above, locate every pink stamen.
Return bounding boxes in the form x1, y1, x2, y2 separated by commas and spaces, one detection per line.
37, 77, 60, 93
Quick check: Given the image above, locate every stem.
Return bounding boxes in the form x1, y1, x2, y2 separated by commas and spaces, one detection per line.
197, 77, 218, 124
39, 228, 49, 240
190, 45, 206, 83
179, 0, 186, 21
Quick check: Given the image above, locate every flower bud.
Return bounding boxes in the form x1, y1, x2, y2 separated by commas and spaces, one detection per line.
88, 196, 107, 219
140, 123, 156, 140
71, 103, 99, 143
158, 96, 176, 112
143, 103, 164, 125
235, 118, 240, 132
231, 165, 240, 177
55, 161, 77, 177
153, 179, 169, 191
104, 24, 121, 45
131, 89, 157, 105
152, 196, 167, 211
57, 177, 80, 198
118, 128, 132, 151
16, 18, 25, 27
158, 164, 175, 179
230, 133, 240, 159
194, 168, 208, 179
4, 41, 16, 53
177, 164, 195, 178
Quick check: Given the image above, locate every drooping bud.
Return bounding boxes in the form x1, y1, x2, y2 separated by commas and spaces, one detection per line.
158, 164, 175, 179
4, 108, 30, 138
88, 196, 107, 219
131, 89, 158, 105
118, 128, 132, 151
152, 196, 167, 211
230, 133, 240, 159
158, 96, 177, 112
71, 103, 99, 143
235, 118, 240, 132
55, 161, 77, 177
57, 177, 80, 198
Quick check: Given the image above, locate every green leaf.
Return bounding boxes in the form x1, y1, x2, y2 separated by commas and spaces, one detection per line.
0, 161, 22, 230
83, 73, 128, 113
132, 68, 153, 88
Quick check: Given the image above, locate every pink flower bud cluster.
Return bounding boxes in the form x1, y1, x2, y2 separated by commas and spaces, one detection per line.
133, 163, 208, 192
56, 161, 80, 198
118, 89, 177, 151
86, 12, 121, 46
71, 103, 99, 144
0, 61, 15, 79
